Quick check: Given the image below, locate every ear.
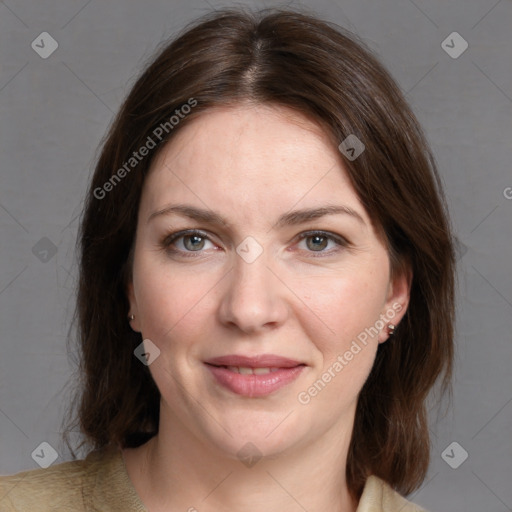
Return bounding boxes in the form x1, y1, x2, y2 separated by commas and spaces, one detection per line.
378, 263, 412, 343
126, 280, 141, 333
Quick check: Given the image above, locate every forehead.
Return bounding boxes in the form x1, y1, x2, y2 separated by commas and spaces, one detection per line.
141, 103, 368, 224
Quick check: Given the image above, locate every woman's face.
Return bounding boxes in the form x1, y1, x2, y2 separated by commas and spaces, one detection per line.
128, 103, 410, 460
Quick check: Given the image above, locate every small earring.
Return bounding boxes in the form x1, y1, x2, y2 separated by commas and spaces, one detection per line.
387, 324, 395, 335
128, 314, 135, 322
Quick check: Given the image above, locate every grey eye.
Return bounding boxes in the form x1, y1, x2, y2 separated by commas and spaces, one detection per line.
183, 234, 207, 251
305, 235, 329, 251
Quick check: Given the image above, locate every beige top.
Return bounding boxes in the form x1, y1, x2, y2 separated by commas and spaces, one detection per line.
0, 446, 426, 511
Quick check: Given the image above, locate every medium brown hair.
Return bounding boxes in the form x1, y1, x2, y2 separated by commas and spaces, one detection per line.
65, 6, 455, 499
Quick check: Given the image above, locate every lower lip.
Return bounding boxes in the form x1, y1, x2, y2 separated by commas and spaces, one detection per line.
205, 364, 305, 397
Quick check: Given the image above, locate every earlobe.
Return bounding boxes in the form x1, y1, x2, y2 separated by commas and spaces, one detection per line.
127, 313, 141, 333
126, 281, 141, 332
378, 323, 397, 344
378, 264, 412, 343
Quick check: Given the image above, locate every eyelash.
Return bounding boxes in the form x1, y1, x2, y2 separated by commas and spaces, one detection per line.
160, 229, 349, 258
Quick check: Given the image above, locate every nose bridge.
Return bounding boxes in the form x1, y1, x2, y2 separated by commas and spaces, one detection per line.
234, 250, 271, 292
218, 247, 287, 332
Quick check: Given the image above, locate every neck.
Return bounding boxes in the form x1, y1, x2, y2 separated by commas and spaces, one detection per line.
124, 409, 358, 512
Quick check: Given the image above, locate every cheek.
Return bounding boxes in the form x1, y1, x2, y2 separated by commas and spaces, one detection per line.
293, 267, 388, 360
294, 273, 386, 409
132, 257, 220, 399
133, 252, 219, 343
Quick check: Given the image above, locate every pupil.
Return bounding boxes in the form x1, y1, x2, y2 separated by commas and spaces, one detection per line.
307, 235, 327, 251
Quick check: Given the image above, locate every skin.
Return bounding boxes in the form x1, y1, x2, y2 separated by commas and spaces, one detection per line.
123, 103, 411, 512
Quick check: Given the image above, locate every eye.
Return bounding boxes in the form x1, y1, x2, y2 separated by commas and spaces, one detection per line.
296, 231, 347, 255
162, 230, 216, 255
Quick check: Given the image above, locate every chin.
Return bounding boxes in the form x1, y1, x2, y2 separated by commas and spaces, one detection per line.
194, 412, 294, 458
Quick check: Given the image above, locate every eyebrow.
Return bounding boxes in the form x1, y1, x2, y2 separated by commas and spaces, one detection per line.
147, 203, 365, 227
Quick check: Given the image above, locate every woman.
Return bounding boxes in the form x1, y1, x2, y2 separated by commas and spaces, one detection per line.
0, 6, 455, 512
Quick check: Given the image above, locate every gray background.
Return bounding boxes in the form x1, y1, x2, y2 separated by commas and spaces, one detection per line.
0, 1, 511, 511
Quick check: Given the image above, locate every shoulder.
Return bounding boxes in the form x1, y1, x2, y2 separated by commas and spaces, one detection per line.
0, 445, 144, 512
0, 455, 91, 512
358, 475, 428, 512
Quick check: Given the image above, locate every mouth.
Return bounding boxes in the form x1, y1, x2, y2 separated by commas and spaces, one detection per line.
207, 365, 288, 375
204, 354, 304, 368
204, 354, 306, 397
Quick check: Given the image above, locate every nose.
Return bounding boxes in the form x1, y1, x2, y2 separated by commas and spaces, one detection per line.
217, 251, 289, 334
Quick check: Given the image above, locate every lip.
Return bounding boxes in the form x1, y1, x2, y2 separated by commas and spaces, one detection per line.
205, 354, 303, 368
204, 354, 306, 398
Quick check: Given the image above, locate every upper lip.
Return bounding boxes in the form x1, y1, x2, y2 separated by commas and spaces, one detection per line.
205, 354, 304, 368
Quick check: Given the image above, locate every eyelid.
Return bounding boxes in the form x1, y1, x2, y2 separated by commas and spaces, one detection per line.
162, 228, 214, 247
